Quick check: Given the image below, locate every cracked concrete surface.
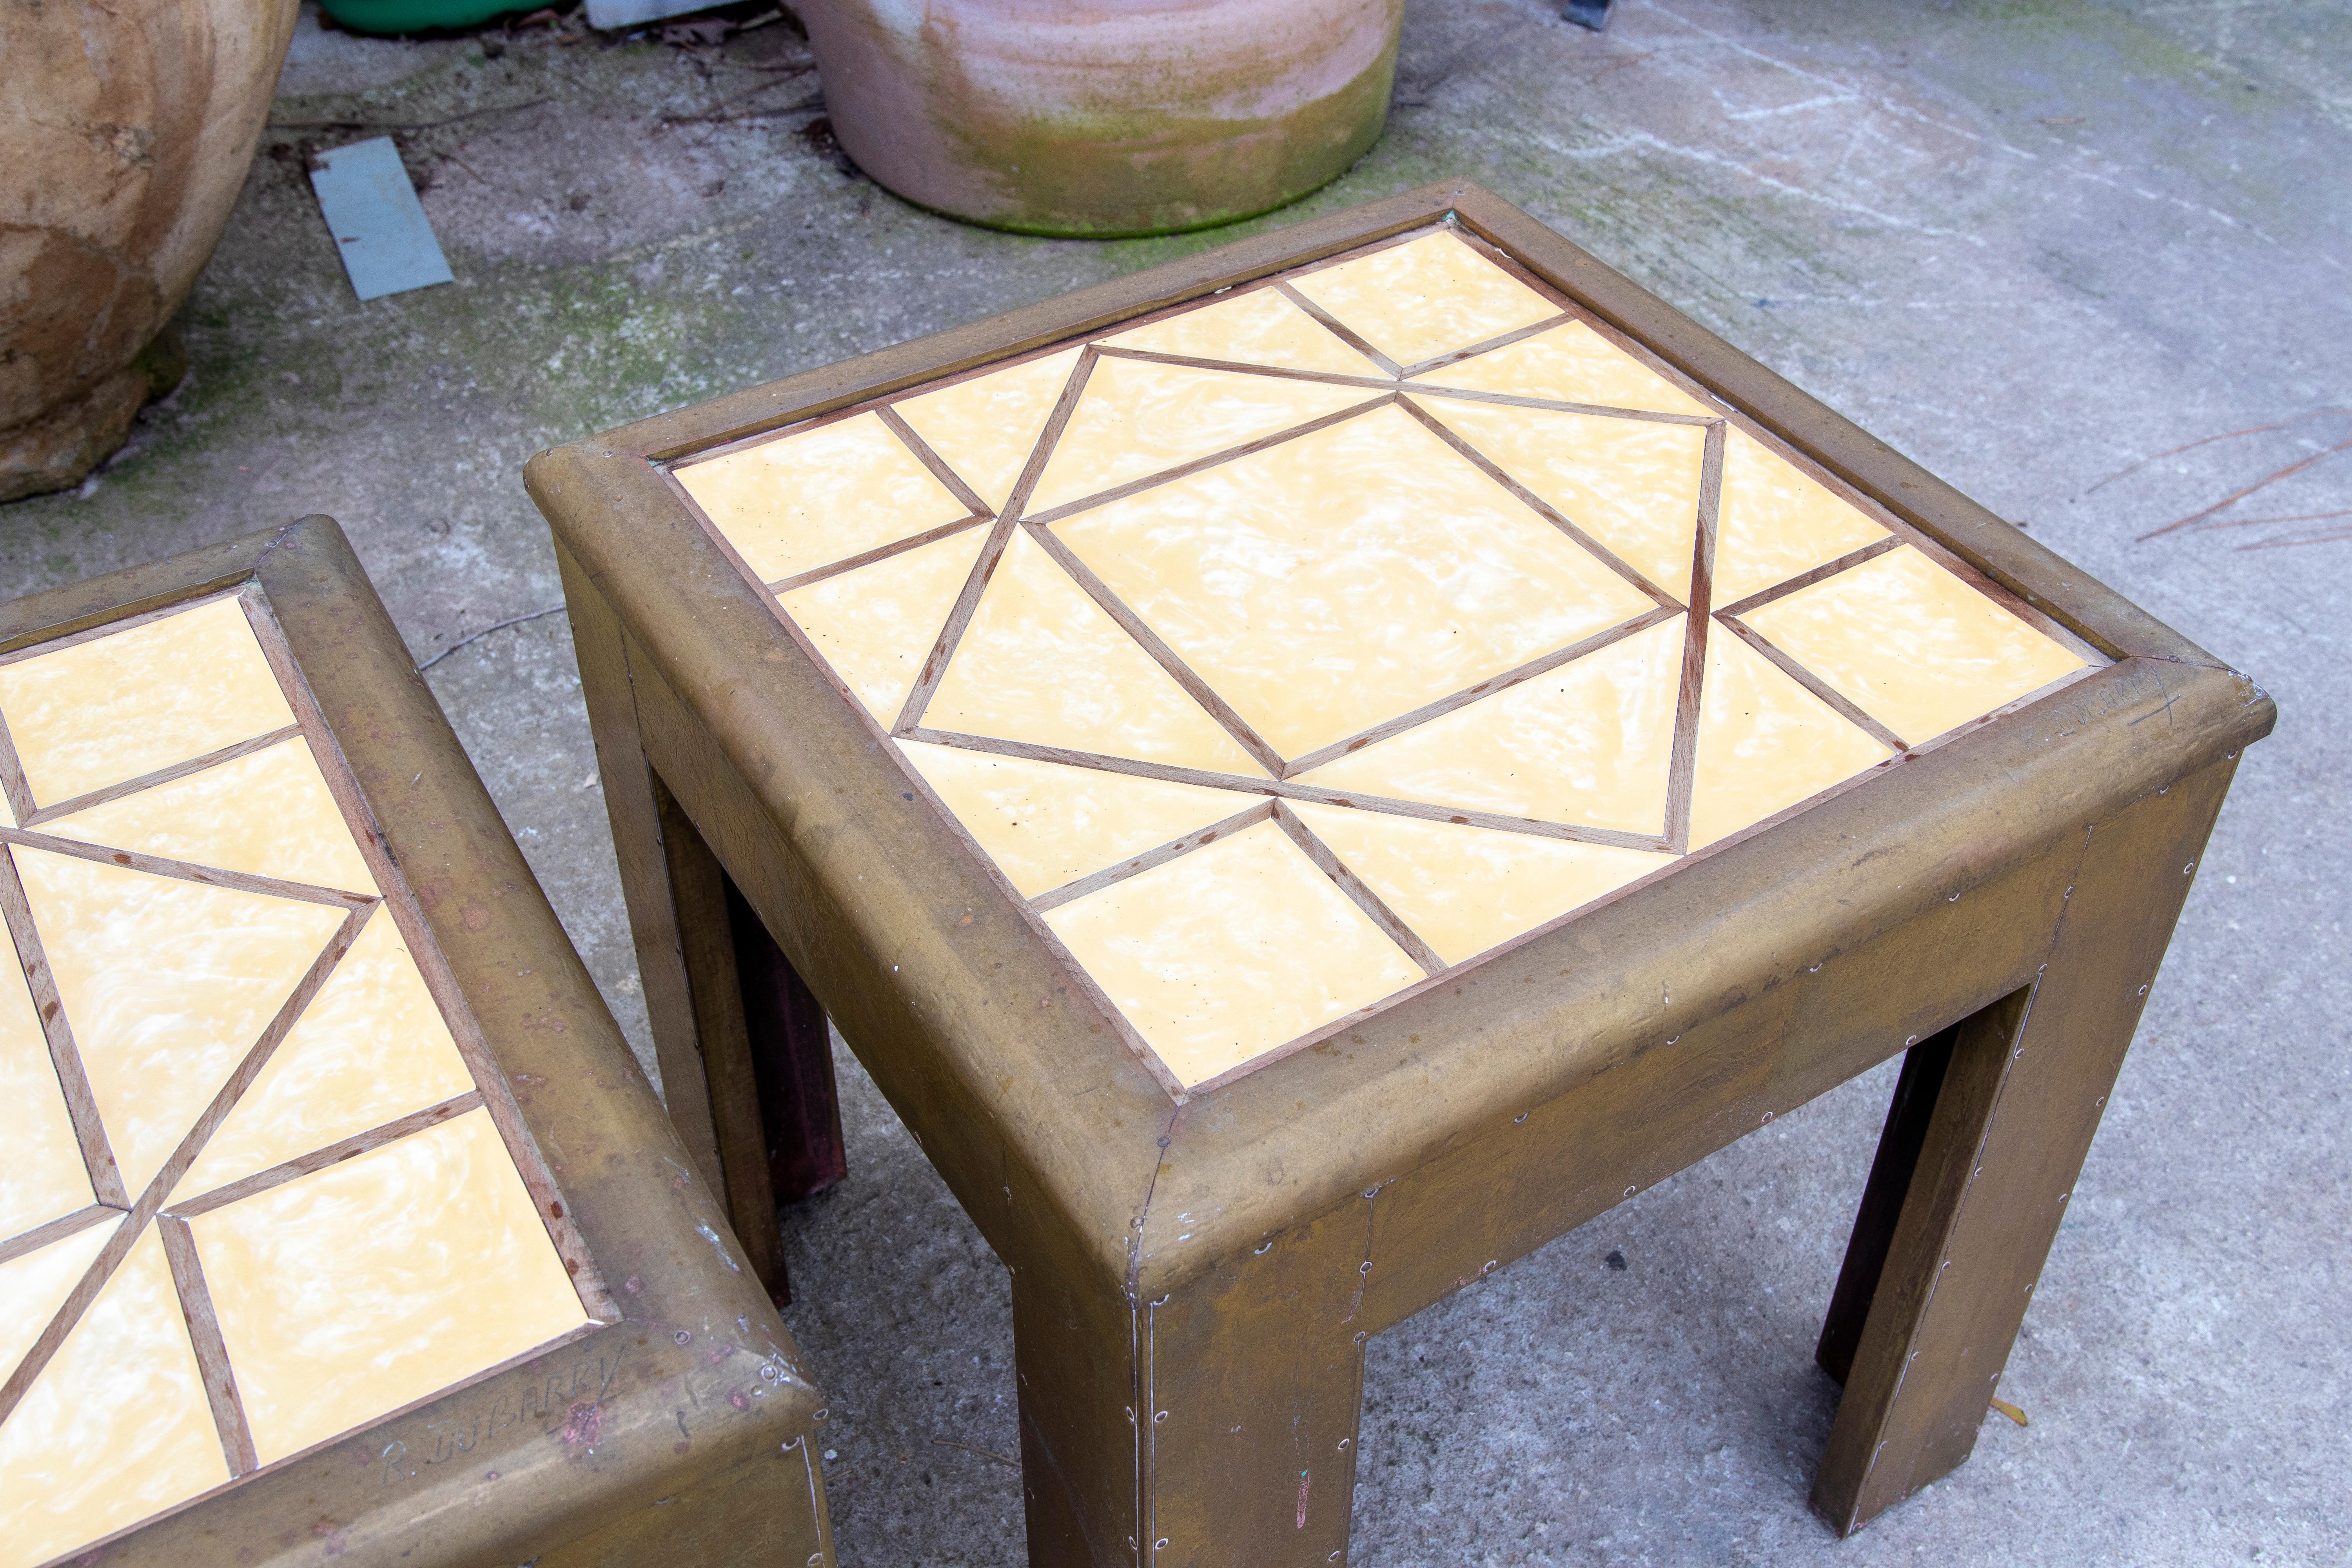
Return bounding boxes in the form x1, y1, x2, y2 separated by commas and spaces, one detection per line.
2, 0, 2344, 1561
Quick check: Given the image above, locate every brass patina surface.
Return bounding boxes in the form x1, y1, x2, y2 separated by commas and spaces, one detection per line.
529, 182, 2271, 1566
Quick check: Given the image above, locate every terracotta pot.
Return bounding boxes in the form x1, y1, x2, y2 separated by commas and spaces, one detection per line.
799, 0, 1402, 238
0, 0, 298, 502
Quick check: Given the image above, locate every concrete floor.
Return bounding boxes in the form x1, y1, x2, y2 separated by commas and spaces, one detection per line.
6, 0, 2347, 1561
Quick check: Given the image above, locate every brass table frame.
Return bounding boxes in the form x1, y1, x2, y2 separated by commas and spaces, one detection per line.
528, 181, 2272, 1564
0, 519, 834, 1568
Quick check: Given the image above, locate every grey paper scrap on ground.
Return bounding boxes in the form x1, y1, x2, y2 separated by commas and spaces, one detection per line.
309, 137, 454, 303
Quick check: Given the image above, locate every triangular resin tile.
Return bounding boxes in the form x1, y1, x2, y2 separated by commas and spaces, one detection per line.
1689, 630, 1892, 851
1056, 402, 1657, 760
893, 348, 1084, 514
190, 1108, 588, 1466
1739, 546, 2087, 748
0, 596, 295, 810
174, 907, 475, 1202
1100, 287, 1384, 378
1290, 801, 1670, 968
1711, 430, 1891, 607
1296, 615, 1685, 837
0, 1216, 119, 1388
0, 1226, 229, 1566
777, 524, 990, 726
0, 954, 94, 1241
39, 737, 377, 896
15, 847, 348, 1197
1041, 819, 1422, 1088
1413, 320, 1719, 417
1285, 230, 1559, 369
897, 741, 1260, 900
925, 529, 1267, 777
1410, 394, 1708, 601
1024, 356, 1370, 517
676, 410, 972, 584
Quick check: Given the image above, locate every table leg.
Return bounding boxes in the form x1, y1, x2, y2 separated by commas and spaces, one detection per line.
1014, 1233, 1370, 1566
1811, 757, 2237, 1533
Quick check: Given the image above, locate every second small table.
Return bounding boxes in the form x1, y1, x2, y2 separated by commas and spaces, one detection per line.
531, 180, 2269, 1565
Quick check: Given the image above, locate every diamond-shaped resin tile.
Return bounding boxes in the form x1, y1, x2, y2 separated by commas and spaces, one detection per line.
1042, 819, 1424, 1088
190, 1108, 588, 1465
677, 410, 973, 584
1056, 402, 1657, 761
1287, 230, 1559, 368
0, 596, 294, 810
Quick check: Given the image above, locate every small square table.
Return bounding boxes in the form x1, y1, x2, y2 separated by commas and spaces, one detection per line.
0, 521, 833, 1568
530, 181, 2271, 1564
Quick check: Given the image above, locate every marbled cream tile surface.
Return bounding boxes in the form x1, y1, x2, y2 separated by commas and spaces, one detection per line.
1689, 631, 1891, 850
1414, 320, 1719, 417
1741, 546, 2087, 745
1100, 287, 1383, 378
16, 847, 347, 1197
677, 410, 971, 584
40, 738, 377, 895
1712, 430, 1891, 606
0, 956, 92, 1240
897, 741, 1256, 899
1025, 357, 1370, 517
176, 907, 474, 1201
0, 597, 295, 809
0, 1217, 119, 1388
1288, 230, 1559, 368
1296, 614, 1686, 836
1057, 403, 1656, 759
1043, 819, 1423, 1087
777, 524, 989, 725
0, 1227, 228, 1568
894, 348, 1083, 514
1291, 802, 1670, 967
191, 1108, 588, 1466
926, 529, 1268, 777
1411, 394, 1708, 601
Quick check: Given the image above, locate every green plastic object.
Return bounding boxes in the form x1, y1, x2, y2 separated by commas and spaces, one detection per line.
319, 0, 528, 34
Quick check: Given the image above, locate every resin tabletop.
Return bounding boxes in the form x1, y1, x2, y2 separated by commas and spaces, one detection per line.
668, 223, 2097, 1095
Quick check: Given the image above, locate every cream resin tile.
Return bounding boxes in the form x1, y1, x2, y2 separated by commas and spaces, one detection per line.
0, 597, 294, 809
926, 530, 1267, 777
176, 908, 474, 1201
1411, 394, 1708, 600
1291, 802, 1669, 967
0, 1217, 118, 1387
677, 410, 972, 584
1025, 357, 1370, 517
1296, 615, 1684, 836
1741, 547, 2087, 746
0, 957, 92, 1241
1712, 430, 1891, 607
897, 741, 1257, 899
1690, 631, 1891, 851
1101, 287, 1383, 378
778, 524, 989, 725
1043, 819, 1422, 1088
1414, 319, 1719, 417
1287, 230, 1558, 368
895, 348, 1083, 514
16, 848, 348, 1197
192, 1107, 587, 1466
1058, 403, 1657, 759
0, 1227, 228, 1568
40, 737, 377, 895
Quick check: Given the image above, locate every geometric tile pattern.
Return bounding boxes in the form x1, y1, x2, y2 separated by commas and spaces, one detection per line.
0, 594, 595, 1568
674, 225, 2098, 1095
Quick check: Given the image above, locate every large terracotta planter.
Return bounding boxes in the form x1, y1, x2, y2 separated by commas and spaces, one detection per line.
0, 0, 298, 502
799, 0, 1402, 238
